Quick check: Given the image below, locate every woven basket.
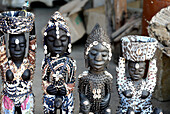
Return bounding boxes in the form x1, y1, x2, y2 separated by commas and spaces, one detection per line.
0, 11, 35, 34
121, 35, 158, 61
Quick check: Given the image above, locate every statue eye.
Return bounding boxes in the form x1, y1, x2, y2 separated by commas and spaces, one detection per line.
102, 52, 108, 57
131, 68, 135, 72
10, 44, 15, 48
20, 44, 25, 47
139, 69, 144, 72
90, 51, 97, 56
47, 36, 55, 42
60, 36, 67, 42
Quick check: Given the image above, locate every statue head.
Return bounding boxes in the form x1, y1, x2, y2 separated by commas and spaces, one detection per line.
121, 35, 158, 80
9, 33, 26, 62
128, 61, 146, 81
85, 24, 112, 73
43, 11, 71, 57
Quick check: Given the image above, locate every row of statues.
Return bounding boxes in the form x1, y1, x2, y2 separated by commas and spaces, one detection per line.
0, 2, 163, 114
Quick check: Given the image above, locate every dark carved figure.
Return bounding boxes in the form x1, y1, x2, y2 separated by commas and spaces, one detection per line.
0, 4, 36, 114
117, 35, 163, 114
42, 11, 76, 114
78, 24, 113, 114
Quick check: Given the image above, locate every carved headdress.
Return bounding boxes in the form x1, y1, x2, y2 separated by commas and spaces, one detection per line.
121, 35, 158, 62
85, 24, 112, 61
43, 11, 71, 55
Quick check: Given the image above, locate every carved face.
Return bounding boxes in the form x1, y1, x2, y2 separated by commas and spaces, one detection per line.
128, 61, 146, 81
9, 34, 26, 61
45, 28, 69, 57
88, 43, 109, 73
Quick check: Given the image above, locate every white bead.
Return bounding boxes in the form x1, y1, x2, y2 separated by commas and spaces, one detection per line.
44, 45, 47, 50
68, 48, 71, 53
57, 35, 60, 39
102, 42, 107, 46
89, 44, 93, 48
67, 33, 70, 36
135, 63, 140, 69
44, 50, 47, 54
15, 39, 19, 44
106, 109, 111, 113
44, 32, 47, 36
68, 43, 72, 48
93, 41, 98, 45
83, 101, 89, 105
56, 31, 59, 35
56, 27, 59, 31
55, 22, 58, 26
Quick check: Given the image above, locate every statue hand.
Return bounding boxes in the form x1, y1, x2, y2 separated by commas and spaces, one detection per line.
153, 107, 163, 114
79, 93, 91, 114
58, 86, 67, 96
46, 85, 58, 95
122, 90, 132, 98
127, 107, 135, 114
22, 69, 31, 81
54, 96, 63, 109
141, 90, 150, 99
6, 69, 14, 81
100, 93, 111, 110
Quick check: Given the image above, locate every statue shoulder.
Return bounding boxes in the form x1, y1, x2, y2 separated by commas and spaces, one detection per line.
78, 71, 89, 79
104, 71, 113, 79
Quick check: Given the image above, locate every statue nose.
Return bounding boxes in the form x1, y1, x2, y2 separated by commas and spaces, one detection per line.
54, 39, 61, 47
15, 44, 20, 50
95, 53, 102, 61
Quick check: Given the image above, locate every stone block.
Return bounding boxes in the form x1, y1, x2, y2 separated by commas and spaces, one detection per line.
154, 48, 170, 101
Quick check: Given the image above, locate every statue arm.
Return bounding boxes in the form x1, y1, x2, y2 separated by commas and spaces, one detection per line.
79, 92, 91, 114
65, 59, 76, 94
0, 31, 7, 66
42, 62, 52, 94
144, 59, 157, 93
28, 22, 37, 72
78, 74, 91, 113
117, 57, 128, 93
100, 92, 111, 110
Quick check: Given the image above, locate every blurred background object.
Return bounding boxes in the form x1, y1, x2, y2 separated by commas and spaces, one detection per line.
2, 0, 71, 8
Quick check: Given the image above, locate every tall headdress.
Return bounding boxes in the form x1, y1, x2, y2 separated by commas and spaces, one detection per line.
121, 35, 158, 61
85, 23, 112, 61
43, 11, 71, 55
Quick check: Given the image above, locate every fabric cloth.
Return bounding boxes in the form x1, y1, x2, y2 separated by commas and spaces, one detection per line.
43, 93, 74, 114
1, 93, 34, 114
42, 56, 76, 114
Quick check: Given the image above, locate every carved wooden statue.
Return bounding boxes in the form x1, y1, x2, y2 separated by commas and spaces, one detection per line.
116, 35, 163, 114
42, 11, 76, 114
78, 24, 113, 114
0, 3, 36, 113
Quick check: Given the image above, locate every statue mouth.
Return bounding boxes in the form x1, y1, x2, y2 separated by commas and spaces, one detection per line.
132, 75, 142, 79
